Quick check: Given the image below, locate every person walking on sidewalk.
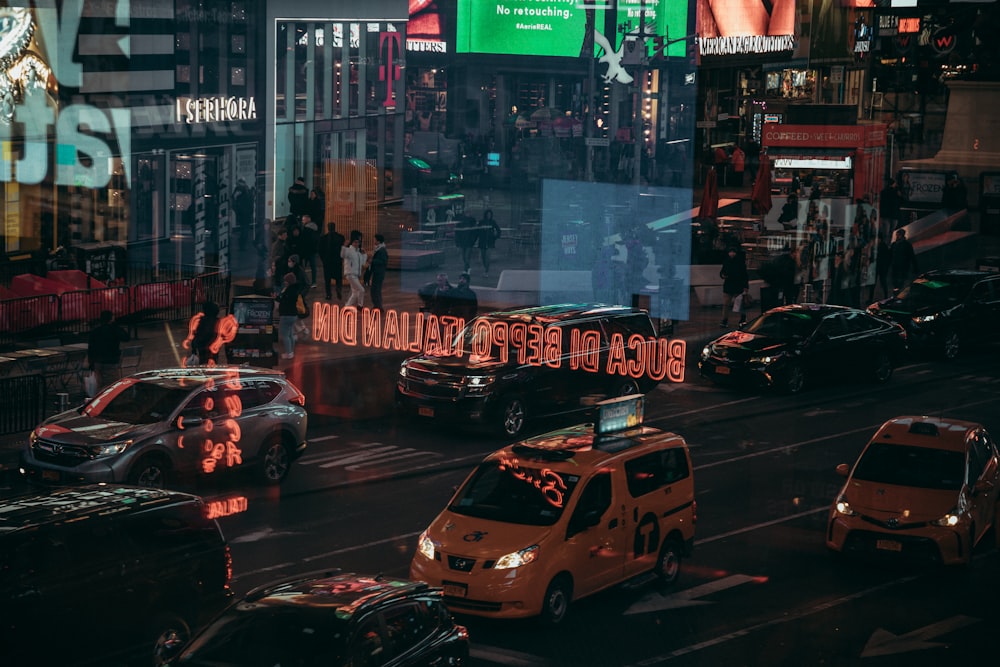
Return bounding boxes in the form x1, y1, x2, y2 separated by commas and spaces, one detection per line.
720, 246, 750, 328
276, 273, 300, 359
319, 222, 345, 300
287, 176, 309, 218
369, 234, 389, 310
341, 230, 367, 307
477, 209, 501, 277
455, 214, 478, 274
87, 309, 129, 394
889, 228, 918, 292
299, 213, 320, 287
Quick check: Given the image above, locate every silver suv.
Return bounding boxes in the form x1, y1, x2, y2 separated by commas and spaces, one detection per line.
20, 367, 308, 488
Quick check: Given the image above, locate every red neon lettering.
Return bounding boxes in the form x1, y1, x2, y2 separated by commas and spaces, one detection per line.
668, 339, 686, 382
408, 313, 425, 352
440, 316, 464, 356
606, 332, 627, 377
508, 323, 527, 364
225, 441, 242, 467
312, 302, 330, 342
577, 330, 600, 372
491, 321, 509, 364
543, 325, 561, 368
223, 395, 242, 418
626, 334, 646, 378
646, 338, 668, 381
211, 315, 238, 354
382, 309, 401, 350
203, 397, 215, 413
472, 320, 491, 357
525, 324, 543, 366
177, 435, 184, 448
340, 307, 358, 346
497, 455, 566, 508
361, 308, 381, 348
423, 315, 442, 353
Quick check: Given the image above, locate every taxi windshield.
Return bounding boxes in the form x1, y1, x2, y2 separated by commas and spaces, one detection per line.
449, 458, 580, 525
852, 443, 965, 491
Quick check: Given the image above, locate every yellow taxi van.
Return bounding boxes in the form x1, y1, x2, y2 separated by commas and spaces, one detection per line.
410, 395, 696, 624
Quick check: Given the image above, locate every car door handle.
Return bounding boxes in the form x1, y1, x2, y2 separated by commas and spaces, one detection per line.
608, 519, 618, 529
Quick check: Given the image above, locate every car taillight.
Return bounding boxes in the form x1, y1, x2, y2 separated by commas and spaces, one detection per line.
289, 390, 306, 406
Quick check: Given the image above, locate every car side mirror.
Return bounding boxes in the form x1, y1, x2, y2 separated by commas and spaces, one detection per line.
177, 415, 204, 429
835, 463, 850, 477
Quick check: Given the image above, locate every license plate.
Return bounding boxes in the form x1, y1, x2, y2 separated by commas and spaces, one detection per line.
42, 470, 60, 481
418, 406, 435, 417
876, 539, 902, 552
442, 582, 468, 598
715, 366, 731, 375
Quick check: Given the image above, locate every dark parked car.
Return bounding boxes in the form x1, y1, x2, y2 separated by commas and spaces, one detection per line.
0, 485, 233, 667
699, 303, 908, 394
867, 269, 1000, 360
20, 366, 308, 489
162, 570, 469, 667
397, 305, 670, 438
404, 155, 462, 194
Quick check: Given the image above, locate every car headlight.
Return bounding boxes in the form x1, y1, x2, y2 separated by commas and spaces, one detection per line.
417, 531, 437, 560
912, 314, 937, 324
932, 513, 961, 527
89, 440, 133, 459
399, 364, 409, 378
494, 545, 539, 570
834, 496, 856, 516
465, 375, 495, 393
749, 353, 782, 365
700, 345, 712, 361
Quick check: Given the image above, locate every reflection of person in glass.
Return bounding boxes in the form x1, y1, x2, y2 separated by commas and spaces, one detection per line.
700, 0, 796, 36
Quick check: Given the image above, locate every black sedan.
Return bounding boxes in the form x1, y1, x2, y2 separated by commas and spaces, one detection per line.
161, 570, 469, 667
699, 303, 908, 394
867, 269, 1000, 360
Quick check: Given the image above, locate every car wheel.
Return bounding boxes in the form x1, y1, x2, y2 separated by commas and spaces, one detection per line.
780, 363, 806, 394
149, 612, 190, 667
872, 351, 893, 384
942, 330, 961, 360
655, 538, 683, 587
497, 395, 527, 438
539, 575, 572, 626
259, 434, 292, 485
127, 455, 170, 489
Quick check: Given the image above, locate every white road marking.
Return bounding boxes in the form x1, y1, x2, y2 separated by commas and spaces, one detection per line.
862, 615, 980, 658
470, 645, 550, 666
625, 574, 757, 614
658, 396, 760, 419
308, 434, 340, 443
695, 507, 828, 545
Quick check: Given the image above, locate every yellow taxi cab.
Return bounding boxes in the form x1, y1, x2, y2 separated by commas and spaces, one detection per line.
409, 395, 696, 624
827, 415, 999, 565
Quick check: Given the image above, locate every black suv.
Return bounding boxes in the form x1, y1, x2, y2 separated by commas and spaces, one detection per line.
397, 304, 669, 437
163, 570, 469, 666
867, 269, 1000, 359
0, 485, 233, 666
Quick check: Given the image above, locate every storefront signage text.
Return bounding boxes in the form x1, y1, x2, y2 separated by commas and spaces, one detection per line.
176, 96, 257, 124
311, 304, 686, 382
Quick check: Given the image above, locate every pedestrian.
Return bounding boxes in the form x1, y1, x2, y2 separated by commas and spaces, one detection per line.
287, 176, 309, 217
190, 301, 221, 365
879, 178, 901, 231
87, 309, 129, 395
477, 209, 501, 277
286, 254, 310, 338
232, 178, 254, 251
299, 213, 320, 287
730, 144, 746, 187
276, 273, 300, 359
269, 226, 289, 292
455, 214, 478, 274
450, 272, 479, 321
341, 230, 367, 307
719, 246, 750, 328
319, 222, 345, 300
872, 231, 892, 302
889, 228, 918, 292
308, 187, 326, 226
369, 234, 389, 310
419, 272, 453, 315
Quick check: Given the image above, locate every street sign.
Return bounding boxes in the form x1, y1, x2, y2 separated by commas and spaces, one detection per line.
585, 137, 610, 147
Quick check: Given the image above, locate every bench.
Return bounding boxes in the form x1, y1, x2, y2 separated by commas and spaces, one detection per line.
472, 270, 594, 308
681, 264, 765, 307
388, 249, 445, 271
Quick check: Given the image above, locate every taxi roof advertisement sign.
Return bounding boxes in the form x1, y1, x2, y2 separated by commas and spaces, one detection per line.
456, 1, 689, 59
596, 394, 645, 436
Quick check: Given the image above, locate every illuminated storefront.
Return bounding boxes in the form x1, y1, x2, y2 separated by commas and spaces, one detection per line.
266, 0, 408, 243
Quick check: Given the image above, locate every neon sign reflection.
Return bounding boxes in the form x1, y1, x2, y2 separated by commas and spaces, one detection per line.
497, 455, 568, 508
311, 304, 686, 382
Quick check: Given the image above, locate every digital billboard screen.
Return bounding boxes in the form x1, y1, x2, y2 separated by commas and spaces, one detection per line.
456, 1, 689, 58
